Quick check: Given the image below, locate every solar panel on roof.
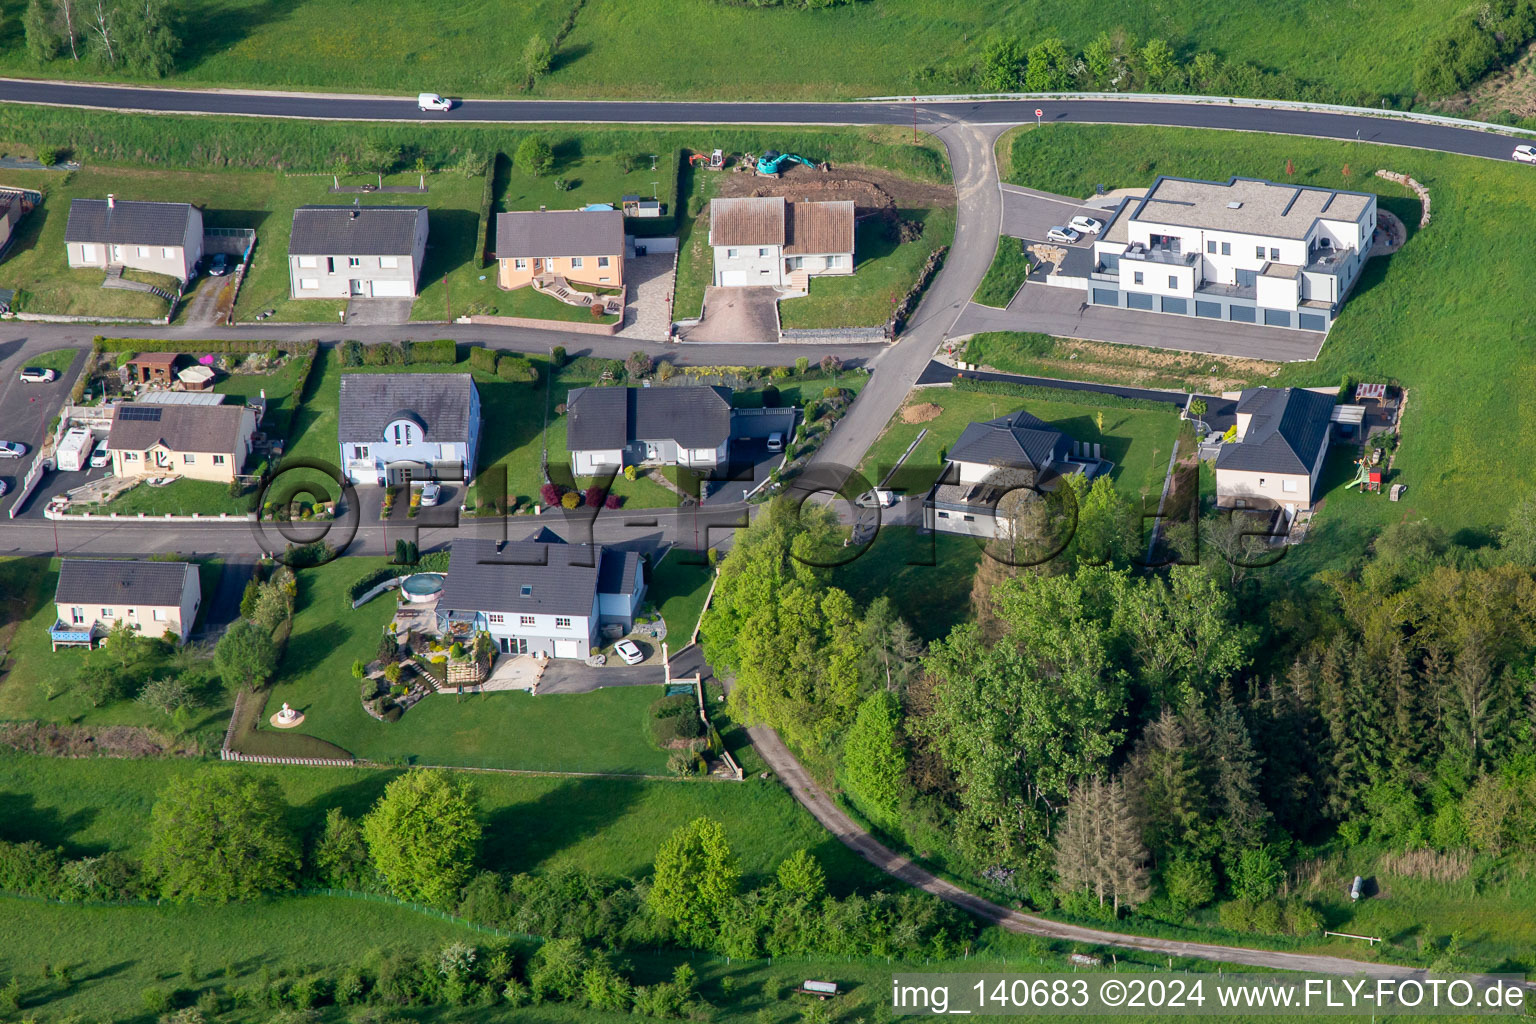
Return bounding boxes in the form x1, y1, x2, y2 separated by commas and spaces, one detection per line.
116, 406, 163, 421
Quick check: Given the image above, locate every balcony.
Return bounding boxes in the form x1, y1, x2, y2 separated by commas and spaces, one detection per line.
1121, 242, 1196, 267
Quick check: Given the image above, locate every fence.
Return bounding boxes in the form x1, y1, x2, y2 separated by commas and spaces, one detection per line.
7, 454, 49, 518
220, 750, 356, 767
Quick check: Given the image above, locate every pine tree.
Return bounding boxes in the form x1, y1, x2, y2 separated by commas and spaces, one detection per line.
1125, 711, 1210, 862
1444, 634, 1494, 780
1052, 777, 1103, 901
1384, 642, 1425, 779
1102, 777, 1151, 915
1207, 700, 1270, 855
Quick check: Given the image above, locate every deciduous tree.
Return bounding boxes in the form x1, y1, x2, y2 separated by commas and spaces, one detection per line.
213, 619, 278, 691
648, 817, 739, 946
362, 768, 481, 907
145, 769, 299, 901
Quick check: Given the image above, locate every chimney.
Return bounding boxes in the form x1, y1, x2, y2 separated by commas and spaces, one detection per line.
350, 210, 359, 220
107, 194, 116, 209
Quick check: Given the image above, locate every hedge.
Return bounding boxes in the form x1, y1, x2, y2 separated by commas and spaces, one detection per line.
496, 354, 537, 383
468, 346, 499, 374
476, 153, 502, 268
409, 338, 458, 365
347, 566, 402, 607
95, 337, 319, 356
951, 374, 1176, 412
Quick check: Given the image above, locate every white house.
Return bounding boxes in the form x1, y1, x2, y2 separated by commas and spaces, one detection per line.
565, 385, 733, 477
1214, 386, 1336, 515
925, 409, 1100, 539
64, 197, 204, 282
1087, 176, 1377, 332
288, 205, 429, 299
434, 537, 646, 660
708, 197, 854, 291
49, 559, 202, 648
336, 373, 481, 485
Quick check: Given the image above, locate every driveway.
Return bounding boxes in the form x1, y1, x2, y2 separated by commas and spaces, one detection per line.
1000, 183, 1115, 243
615, 252, 676, 342
0, 340, 85, 517
952, 283, 1326, 362
177, 272, 231, 328
702, 437, 783, 506
679, 286, 779, 344
344, 297, 414, 326
535, 655, 666, 694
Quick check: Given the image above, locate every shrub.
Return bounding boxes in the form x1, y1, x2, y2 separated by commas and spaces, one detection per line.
540, 483, 564, 506
623, 465, 637, 481
468, 347, 498, 374
409, 338, 457, 365
667, 750, 704, 777
584, 486, 605, 507
551, 345, 566, 368
496, 354, 537, 382
604, 494, 621, 510
142, 986, 173, 1014
515, 135, 554, 176
560, 491, 580, 509
794, 356, 809, 375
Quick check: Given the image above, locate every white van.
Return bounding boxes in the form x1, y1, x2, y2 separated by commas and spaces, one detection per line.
417, 93, 452, 111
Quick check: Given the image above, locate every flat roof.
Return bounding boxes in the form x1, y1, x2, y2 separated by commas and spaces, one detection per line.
1131, 176, 1373, 240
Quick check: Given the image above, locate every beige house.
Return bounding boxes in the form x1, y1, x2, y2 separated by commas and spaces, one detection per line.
1214, 386, 1336, 515
709, 197, 855, 292
50, 559, 202, 647
495, 209, 625, 291
106, 402, 257, 483
64, 196, 204, 282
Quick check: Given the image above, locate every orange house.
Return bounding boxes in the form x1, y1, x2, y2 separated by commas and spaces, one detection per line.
494, 210, 625, 291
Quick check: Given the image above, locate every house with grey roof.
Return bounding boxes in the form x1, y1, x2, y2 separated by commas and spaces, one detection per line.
1214, 386, 1336, 514
495, 209, 626, 292
288, 205, 428, 300
106, 401, 257, 484
65, 196, 204, 282
708, 196, 854, 292
565, 385, 734, 476
434, 537, 645, 659
926, 408, 1101, 539
1087, 176, 1378, 333
337, 373, 481, 485
50, 558, 201, 648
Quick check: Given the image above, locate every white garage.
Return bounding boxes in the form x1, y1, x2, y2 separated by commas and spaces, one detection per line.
371, 279, 415, 297
718, 270, 748, 287
553, 639, 582, 660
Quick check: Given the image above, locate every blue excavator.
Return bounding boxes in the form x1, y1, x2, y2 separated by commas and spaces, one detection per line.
755, 150, 817, 175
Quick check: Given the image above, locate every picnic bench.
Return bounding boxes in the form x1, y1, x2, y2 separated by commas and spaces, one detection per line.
798, 980, 839, 1000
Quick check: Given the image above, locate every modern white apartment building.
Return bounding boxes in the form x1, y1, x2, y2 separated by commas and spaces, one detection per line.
1087, 176, 1377, 333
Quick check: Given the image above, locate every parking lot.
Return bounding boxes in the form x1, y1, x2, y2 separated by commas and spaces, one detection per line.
999, 183, 1117, 246
0, 339, 85, 517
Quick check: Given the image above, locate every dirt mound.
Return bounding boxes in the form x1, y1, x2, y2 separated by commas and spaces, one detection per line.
902, 402, 943, 424
715, 162, 954, 213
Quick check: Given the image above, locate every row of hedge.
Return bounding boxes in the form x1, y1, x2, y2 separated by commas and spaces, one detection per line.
94, 337, 322, 356
338, 338, 457, 367
467, 346, 538, 383
476, 153, 503, 269
951, 374, 1178, 413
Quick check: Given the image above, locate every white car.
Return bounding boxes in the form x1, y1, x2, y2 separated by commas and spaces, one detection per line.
417, 93, 452, 112
766, 432, 784, 453
1068, 215, 1104, 234
614, 639, 644, 665
1046, 226, 1081, 244
0, 441, 25, 458
89, 440, 110, 469
417, 481, 442, 507
1514, 145, 1536, 164
855, 489, 897, 509
18, 367, 58, 384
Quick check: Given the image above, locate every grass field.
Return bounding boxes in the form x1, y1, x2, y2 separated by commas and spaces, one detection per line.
1003, 123, 1536, 545
0, 753, 881, 890
21, 348, 78, 375
860, 387, 1183, 509
0, 0, 1459, 104
648, 552, 714, 645
960, 331, 1278, 395
86, 478, 248, 517
973, 237, 1033, 308
828, 529, 983, 644
0, 560, 230, 737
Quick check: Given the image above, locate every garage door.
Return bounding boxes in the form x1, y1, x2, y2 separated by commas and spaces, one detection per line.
719, 270, 748, 287
1091, 288, 1119, 305
371, 280, 414, 297
553, 639, 581, 659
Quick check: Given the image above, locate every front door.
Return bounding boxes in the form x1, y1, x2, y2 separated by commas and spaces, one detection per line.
110, 245, 123, 263
350, 279, 366, 296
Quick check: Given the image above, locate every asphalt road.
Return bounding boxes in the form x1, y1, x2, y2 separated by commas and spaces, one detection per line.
0, 79, 1529, 162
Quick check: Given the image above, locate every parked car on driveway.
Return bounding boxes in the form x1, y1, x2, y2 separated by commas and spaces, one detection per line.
1068, 215, 1104, 234
766, 432, 784, 453
418, 93, 452, 111
90, 439, 110, 469
1514, 145, 1536, 164
0, 441, 27, 458
417, 482, 442, 507
614, 639, 644, 665
855, 489, 897, 508
18, 367, 58, 384
1046, 226, 1081, 244
207, 253, 231, 277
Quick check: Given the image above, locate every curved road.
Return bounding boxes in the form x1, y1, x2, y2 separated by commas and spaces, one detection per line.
3, 78, 1528, 979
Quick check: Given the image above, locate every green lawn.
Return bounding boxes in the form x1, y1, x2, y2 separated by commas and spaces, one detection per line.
22, 347, 79, 375
0, 0, 1458, 104
972, 236, 1032, 308
250, 558, 672, 774
0, 753, 880, 890
472, 283, 620, 325
86, 478, 248, 517
0, 169, 171, 318
828, 529, 983, 644
0, 560, 231, 738
777, 207, 956, 330
861, 388, 1182, 509
961, 331, 1275, 394
647, 553, 714, 645
1004, 123, 1536, 543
